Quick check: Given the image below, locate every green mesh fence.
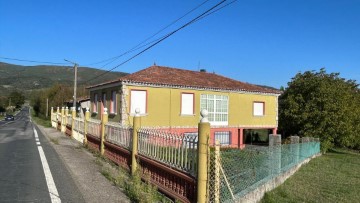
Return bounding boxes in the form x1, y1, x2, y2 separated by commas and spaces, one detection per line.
208, 141, 320, 202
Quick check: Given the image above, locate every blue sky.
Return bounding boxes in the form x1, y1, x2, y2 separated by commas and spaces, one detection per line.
1, 0, 359, 88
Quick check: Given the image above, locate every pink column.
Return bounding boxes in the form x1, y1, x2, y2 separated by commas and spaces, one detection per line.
272, 128, 278, 134
239, 128, 244, 149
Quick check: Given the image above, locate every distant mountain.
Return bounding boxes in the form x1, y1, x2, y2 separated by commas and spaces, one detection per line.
0, 62, 128, 96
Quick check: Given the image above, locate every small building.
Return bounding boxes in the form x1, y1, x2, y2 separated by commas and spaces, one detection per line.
65, 96, 90, 118
87, 65, 281, 147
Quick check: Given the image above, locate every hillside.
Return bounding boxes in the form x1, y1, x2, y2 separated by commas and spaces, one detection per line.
0, 62, 128, 96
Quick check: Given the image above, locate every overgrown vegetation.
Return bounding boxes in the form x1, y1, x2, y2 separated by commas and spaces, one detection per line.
86, 145, 170, 202
261, 149, 360, 203
98, 159, 171, 203
0, 90, 25, 115
279, 68, 360, 151
30, 83, 88, 118
30, 108, 52, 127
123, 169, 163, 203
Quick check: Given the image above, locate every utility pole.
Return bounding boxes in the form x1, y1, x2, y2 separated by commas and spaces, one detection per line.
46, 98, 49, 118
64, 59, 79, 110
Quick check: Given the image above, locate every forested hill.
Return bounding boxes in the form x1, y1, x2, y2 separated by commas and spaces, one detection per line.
0, 62, 128, 96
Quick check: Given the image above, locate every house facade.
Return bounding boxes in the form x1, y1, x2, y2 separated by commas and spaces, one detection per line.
87, 65, 281, 147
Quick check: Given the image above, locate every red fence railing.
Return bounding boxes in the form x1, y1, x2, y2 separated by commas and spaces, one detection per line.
137, 154, 196, 203
86, 133, 101, 152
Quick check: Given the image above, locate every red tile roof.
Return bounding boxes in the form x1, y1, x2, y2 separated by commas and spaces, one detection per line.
89, 66, 281, 94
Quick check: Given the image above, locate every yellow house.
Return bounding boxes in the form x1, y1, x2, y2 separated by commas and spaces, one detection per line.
88, 65, 281, 147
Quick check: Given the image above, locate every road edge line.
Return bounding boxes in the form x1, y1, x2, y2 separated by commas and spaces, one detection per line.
34, 127, 61, 203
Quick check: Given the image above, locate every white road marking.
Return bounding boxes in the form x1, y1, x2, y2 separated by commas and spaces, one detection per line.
33, 128, 61, 203
36, 141, 41, 145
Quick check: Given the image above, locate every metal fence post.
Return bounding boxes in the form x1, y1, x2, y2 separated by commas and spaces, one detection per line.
131, 108, 141, 175
100, 108, 108, 155
197, 109, 210, 203
84, 108, 89, 145
71, 107, 76, 138
214, 140, 220, 203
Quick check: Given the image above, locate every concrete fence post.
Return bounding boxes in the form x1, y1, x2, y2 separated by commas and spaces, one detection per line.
300, 137, 310, 160
61, 107, 65, 133
50, 106, 53, 121
197, 109, 210, 203
56, 106, 60, 120
290, 136, 300, 164
84, 108, 90, 145
269, 134, 282, 174
100, 108, 108, 155
71, 107, 76, 138
65, 107, 69, 125
131, 108, 141, 175
314, 138, 321, 154
50, 107, 55, 128
56, 107, 60, 130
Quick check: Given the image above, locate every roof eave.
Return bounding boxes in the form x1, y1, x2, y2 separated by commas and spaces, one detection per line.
122, 80, 281, 95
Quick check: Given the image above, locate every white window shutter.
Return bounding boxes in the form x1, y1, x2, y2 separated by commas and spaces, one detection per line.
130, 90, 146, 114
253, 102, 264, 116
181, 93, 194, 115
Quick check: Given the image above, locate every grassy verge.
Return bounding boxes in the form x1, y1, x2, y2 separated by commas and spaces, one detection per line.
261, 148, 360, 203
30, 109, 52, 127
86, 145, 172, 203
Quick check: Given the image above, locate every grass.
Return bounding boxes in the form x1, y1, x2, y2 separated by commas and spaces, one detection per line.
31, 111, 52, 127
86, 145, 172, 203
261, 148, 360, 203
97, 158, 172, 203
50, 138, 59, 145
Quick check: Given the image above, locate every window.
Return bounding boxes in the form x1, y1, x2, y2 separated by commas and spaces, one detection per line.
181, 93, 194, 115
184, 132, 198, 148
110, 91, 117, 114
93, 94, 98, 113
200, 94, 228, 125
214, 131, 231, 146
130, 90, 147, 114
253, 102, 265, 116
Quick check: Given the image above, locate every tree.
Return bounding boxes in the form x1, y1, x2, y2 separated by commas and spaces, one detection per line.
30, 83, 88, 118
0, 97, 6, 113
279, 68, 360, 152
7, 91, 25, 108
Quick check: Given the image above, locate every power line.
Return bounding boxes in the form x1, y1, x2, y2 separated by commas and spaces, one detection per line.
197, 0, 237, 21
0, 56, 70, 65
83, 0, 211, 67
95, 0, 238, 70
83, 0, 231, 85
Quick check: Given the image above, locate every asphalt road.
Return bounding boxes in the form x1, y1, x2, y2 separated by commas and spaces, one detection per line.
0, 107, 85, 202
